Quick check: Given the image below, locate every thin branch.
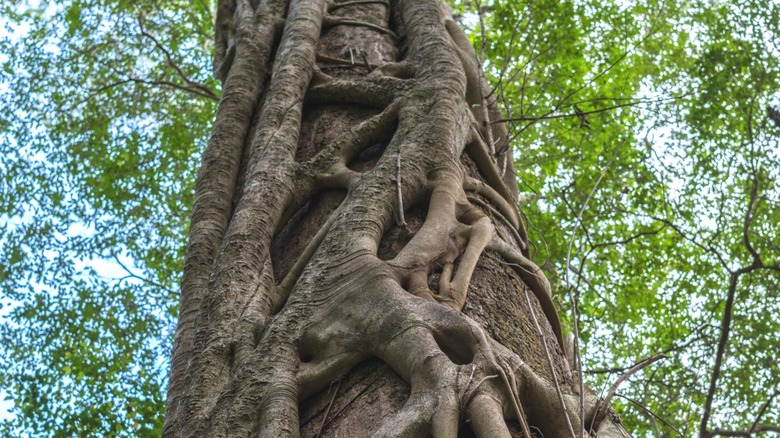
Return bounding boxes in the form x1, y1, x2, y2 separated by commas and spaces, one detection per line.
127, 76, 220, 101
599, 354, 667, 419
505, 3, 665, 144
615, 394, 685, 437
314, 379, 343, 438
590, 224, 667, 250
700, 271, 745, 436
138, 14, 219, 100
743, 169, 762, 266
111, 254, 179, 296
700, 167, 769, 436
647, 214, 731, 271
71, 79, 135, 109
494, 101, 642, 124
586, 326, 708, 374
750, 391, 778, 434
485, 5, 525, 100
565, 138, 625, 432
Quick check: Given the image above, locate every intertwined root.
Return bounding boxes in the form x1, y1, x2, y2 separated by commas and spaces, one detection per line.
166, 0, 634, 435
293, 266, 626, 437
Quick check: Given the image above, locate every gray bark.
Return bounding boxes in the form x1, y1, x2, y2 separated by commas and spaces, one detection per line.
163, 0, 629, 436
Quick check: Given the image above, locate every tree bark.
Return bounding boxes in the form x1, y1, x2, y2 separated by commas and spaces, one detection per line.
163, 0, 629, 436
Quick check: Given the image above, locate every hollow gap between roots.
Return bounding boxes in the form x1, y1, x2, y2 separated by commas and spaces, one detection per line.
296, 104, 382, 162
346, 140, 386, 172
432, 331, 474, 366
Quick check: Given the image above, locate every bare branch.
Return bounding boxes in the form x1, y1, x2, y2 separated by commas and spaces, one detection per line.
598, 354, 667, 421
647, 214, 732, 271
587, 326, 708, 374
700, 166, 774, 436
700, 270, 739, 437
504, 4, 666, 145
71, 78, 135, 109
743, 169, 762, 266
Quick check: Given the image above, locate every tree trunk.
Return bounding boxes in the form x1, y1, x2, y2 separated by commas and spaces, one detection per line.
163, 0, 627, 436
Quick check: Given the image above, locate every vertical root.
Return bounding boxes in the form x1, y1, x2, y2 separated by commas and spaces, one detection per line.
273, 209, 340, 313
438, 262, 453, 295
465, 124, 518, 218
467, 393, 513, 438
396, 144, 407, 227
445, 215, 493, 309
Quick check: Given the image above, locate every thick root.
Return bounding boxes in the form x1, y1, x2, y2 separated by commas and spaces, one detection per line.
291, 263, 626, 437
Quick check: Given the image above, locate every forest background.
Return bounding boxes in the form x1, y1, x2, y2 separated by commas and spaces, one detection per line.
0, 0, 778, 436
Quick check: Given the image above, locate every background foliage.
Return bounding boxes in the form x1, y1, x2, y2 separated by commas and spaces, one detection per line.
1, 0, 778, 436
0, 0, 215, 435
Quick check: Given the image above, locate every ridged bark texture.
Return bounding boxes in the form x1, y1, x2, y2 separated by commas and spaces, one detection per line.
164, 0, 630, 436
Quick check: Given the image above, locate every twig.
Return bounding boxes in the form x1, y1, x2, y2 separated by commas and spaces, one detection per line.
127, 76, 220, 101
586, 326, 707, 374
708, 424, 780, 437
505, 3, 666, 145
485, 6, 526, 100
71, 79, 135, 109
494, 100, 642, 124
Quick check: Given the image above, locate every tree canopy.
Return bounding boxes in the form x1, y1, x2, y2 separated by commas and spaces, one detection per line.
1, 0, 778, 436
